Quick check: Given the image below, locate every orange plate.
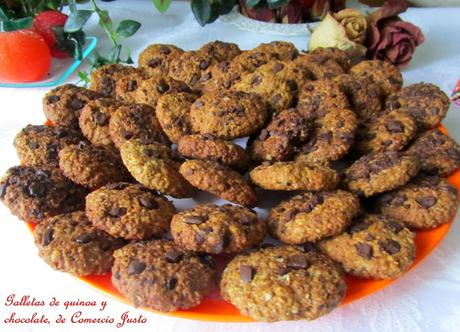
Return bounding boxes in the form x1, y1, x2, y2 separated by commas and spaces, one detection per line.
26, 126, 460, 323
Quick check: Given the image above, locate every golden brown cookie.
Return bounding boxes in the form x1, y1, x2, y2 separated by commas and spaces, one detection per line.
349, 60, 403, 96
293, 53, 346, 80
198, 40, 242, 62
252, 41, 299, 61
89, 64, 145, 98
168, 51, 216, 91
308, 47, 351, 71
138, 44, 184, 76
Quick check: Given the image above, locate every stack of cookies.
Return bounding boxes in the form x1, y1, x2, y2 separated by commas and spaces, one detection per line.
1, 40, 460, 322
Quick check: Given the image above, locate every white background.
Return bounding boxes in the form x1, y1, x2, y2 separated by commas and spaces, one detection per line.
0, 1, 460, 331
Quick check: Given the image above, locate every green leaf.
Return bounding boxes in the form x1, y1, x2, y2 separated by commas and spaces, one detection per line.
267, 0, 289, 9
216, 0, 238, 15
191, 0, 212, 26
0, 7, 8, 21
2, 17, 33, 31
152, 0, 172, 14
116, 19, 141, 38
245, 0, 262, 8
98, 9, 113, 32
64, 9, 92, 32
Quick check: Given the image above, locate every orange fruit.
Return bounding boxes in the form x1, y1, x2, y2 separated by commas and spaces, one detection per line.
0, 30, 52, 83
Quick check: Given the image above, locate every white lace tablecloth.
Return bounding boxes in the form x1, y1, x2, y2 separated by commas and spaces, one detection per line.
0, 1, 460, 332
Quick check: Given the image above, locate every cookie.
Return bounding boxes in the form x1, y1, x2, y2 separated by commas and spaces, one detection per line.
86, 183, 176, 240
171, 204, 266, 254
59, 142, 131, 189
293, 53, 346, 80
297, 79, 350, 120
78, 98, 125, 147
112, 240, 216, 311
343, 151, 419, 197
156, 92, 197, 144
178, 134, 250, 171
406, 129, 460, 176
119, 139, 195, 198
108, 103, 170, 149
230, 50, 278, 73
220, 246, 346, 322
231, 66, 294, 114
308, 47, 351, 71
199, 60, 242, 93
296, 108, 357, 163
138, 44, 184, 76
333, 74, 383, 121
269, 190, 360, 244
248, 108, 311, 163
34, 211, 124, 276
385, 83, 451, 130
252, 41, 299, 61
376, 176, 459, 229
43, 84, 101, 128
249, 161, 340, 191
320, 214, 415, 279
354, 110, 417, 154
349, 60, 402, 96
168, 51, 216, 91
0, 166, 86, 222
14, 124, 83, 169
190, 91, 267, 139
179, 160, 257, 207
89, 64, 145, 98
198, 40, 242, 62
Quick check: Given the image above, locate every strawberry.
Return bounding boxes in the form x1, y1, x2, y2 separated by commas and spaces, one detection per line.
32, 10, 70, 58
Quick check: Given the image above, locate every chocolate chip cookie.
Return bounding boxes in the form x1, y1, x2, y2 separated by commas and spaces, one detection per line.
190, 91, 268, 139
138, 44, 184, 76
0, 166, 86, 222
343, 151, 419, 197
14, 124, 83, 169
377, 176, 458, 229
253, 41, 299, 61
230, 50, 278, 73
171, 204, 266, 254
168, 51, 216, 91
269, 190, 360, 244
220, 246, 346, 322
198, 40, 242, 62
112, 240, 216, 311
349, 60, 403, 96
294, 53, 346, 80
308, 47, 351, 71
320, 214, 415, 279
34, 211, 124, 276
249, 161, 340, 191
178, 134, 250, 171
179, 160, 257, 207
119, 139, 195, 198
90, 64, 145, 98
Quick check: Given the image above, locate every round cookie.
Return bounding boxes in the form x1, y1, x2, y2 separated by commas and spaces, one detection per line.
349, 60, 403, 96
156, 92, 197, 144
138, 44, 184, 76
333, 74, 383, 121
14, 124, 83, 169
199, 60, 243, 93
198, 40, 242, 62
171, 204, 266, 254
296, 108, 357, 163
252, 41, 299, 61
406, 129, 460, 176
320, 214, 415, 279
308, 47, 351, 71
108, 103, 170, 149
43, 84, 101, 128
79, 98, 125, 147
168, 51, 216, 91
376, 176, 459, 229
0, 166, 86, 222
231, 66, 294, 114
119, 139, 195, 198
189, 91, 267, 139
249, 161, 340, 191
86, 183, 176, 240
220, 246, 346, 322
230, 50, 278, 73
248, 108, 312, 163
112, 240, 216, 312
385, 83, 451, 130
58, 142, 131, 189
268, 190, 360, 244
354, 110, 417, 154
343, 151, 419, 197
178, 134, 251, 171
297, 79, 350, 120
34, 211, 124, 276
89, 64, 145, 98
179, 160, 257, 207
293, 53, 346, 80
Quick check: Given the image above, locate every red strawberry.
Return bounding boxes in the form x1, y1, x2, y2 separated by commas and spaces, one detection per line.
32, 10, 69, 58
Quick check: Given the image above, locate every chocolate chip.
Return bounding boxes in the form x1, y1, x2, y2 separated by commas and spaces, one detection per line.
138, 196, 158, 210
157, 79, 170, 93
165, 277, 177, 290
184, 215, 207, 225
416, 196, 437, 208
47, 95, 60, 103
251, 76, 262, 86
199, 59, 210, 70
431, 107, 439, 115
0, 183, 7, 198
239, 265, 253, 283
271, 94, 282, 104
93, 111, 108, 126
386, 120, 404, 133
148, 58, 161, 68
159, 46, 171, 54
355, 243, 373, 259
113, 271, 121, 280
272, 62, 284, 73
69, 98, 84, 110
385, 221, 404, 233
349, 222, 370, 234
284, 209, 298, 222
165, 250, 183, 263
202, 72, 212, 81
259, 129, 269, 141
128, 260, 146, 275
319, 131, 332, 144
74, 233, 97, 244
41, 228, 54, 246
202, 133, 215, 140
388, 101, 401, 110
122, 131, 134, 140
106, 183, 129, 190
108, 207, 127, 217
198, 254, 215, 268
190, 74, 200, 85
391, 194, 407, 206
28, 182, 47, 198
287, 254, 309, 269
100, 240, 112, 251
447, 148, 460, 161
380, 240, 401, 255
194, 100, 204, 108
126, 80, 137, 92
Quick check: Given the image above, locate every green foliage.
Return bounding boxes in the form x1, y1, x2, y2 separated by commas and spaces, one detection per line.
244, 0, 290, 9
191, 0, 238, 26
64, 9, 92, 32
0, 7, 33, 31
116, 19, 141, 38
152, 0, 172, 14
